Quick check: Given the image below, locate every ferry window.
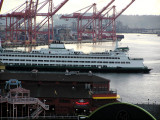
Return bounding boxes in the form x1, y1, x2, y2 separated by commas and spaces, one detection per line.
15, 59, 19, 61
85, 65, 89, 67
121, 62, 125, 64
26, 60, 31, 61
109, 61, 114, 64
103, 61, 108, 63
92, 65, 96, 67
44, 60, 49, 62
38, 60, 43, 62
126, 62, 130, 64
3, 59, 8, 61
32, 60, 37, 62
50, 60, 55, 62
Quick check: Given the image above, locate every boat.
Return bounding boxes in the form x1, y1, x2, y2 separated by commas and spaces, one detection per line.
0, 40, 151, 73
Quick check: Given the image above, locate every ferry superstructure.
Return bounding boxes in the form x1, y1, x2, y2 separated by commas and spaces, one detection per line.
0, 41, 151, 73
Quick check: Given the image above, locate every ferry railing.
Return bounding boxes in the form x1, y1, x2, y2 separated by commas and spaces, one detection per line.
130, 58, 143, 60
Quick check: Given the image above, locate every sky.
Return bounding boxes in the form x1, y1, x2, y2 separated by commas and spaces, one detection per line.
0, 0, 160, 15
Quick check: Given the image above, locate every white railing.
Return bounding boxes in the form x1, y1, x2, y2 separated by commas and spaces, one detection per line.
7, 97, 37, 104
31, 106, 43, 119
0, 97, 7, 103
37, 99, 49, 110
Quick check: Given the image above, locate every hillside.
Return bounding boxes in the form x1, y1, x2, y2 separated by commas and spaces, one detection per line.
117, 15, 160, 29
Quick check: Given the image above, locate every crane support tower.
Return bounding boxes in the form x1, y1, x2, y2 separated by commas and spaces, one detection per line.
0, 0, 69, 46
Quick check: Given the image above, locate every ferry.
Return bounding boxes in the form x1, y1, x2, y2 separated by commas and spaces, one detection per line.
0, 40, 151, 73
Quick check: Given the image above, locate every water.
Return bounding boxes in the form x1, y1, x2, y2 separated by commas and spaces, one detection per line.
65, 33, 160, 104
14, 33, 160, 104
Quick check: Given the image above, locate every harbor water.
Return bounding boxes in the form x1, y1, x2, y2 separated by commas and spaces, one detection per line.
13, 33, 160, 104
65, 33, 160, 104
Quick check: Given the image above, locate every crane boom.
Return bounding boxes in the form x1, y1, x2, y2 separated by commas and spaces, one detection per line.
50, 0, 69, 16
96, 0, 115, 17
102, 0, 135, 32
115, 0, 135, 19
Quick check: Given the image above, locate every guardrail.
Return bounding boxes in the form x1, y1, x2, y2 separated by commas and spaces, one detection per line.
7, 97, 37, 104
1, 97, 49, 110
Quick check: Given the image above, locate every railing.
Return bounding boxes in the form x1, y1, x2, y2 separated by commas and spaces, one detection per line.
31, 106, 43, 119
130, 58, 143, 60
93, 89, 117, 94
7, 97, 37, 104
6, 98, 49, 110
0, 97, 7, 103
37, 99, 49, 110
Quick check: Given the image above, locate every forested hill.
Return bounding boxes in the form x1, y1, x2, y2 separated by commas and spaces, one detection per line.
117, 15, 160, 29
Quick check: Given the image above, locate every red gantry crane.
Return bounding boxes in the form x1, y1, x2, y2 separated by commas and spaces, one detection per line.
61, 0, 135, 42
99, 0, 135, 40
61, 3, 97, 41
0, 0, 69, 46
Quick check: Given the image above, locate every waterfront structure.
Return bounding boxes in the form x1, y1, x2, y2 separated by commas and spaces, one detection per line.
0, 72, 119, 117
0, 79, 49, 119
0, 40, 151, 73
